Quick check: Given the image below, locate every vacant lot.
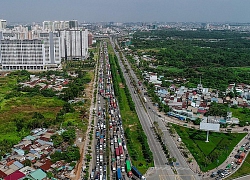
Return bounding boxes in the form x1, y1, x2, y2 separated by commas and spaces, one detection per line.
0, 95, 64, 143
173, 124, 246, 171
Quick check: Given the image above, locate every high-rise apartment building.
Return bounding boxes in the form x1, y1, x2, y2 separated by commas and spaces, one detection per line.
0, 19, 7, 30
0, 32, 61, 71
0, 19, 89, 70
42, 20, 78, 31
59, 29, 88, 60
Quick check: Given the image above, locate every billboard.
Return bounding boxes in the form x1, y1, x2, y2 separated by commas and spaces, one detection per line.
200, 122, 220, 132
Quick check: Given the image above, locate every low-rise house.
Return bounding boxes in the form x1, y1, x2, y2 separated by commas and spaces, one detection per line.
4, 170, 25, 180
40, 159, 53, 173
0, 170, 7, 178
25, 169, 47, 180
19, 166, 35, 175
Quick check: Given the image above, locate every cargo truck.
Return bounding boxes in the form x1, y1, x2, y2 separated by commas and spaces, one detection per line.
117, 168, 122, 180
119, 146, 124, 158
115, 148, 120, 160
132, 166, 146, 180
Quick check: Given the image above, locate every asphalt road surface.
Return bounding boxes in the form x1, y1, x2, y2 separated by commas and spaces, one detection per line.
111, 37, 201, 180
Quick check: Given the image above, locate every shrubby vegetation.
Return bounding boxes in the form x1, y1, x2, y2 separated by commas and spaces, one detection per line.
130, 30, 250, 91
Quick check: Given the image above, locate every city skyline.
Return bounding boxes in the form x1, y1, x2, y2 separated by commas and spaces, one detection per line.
1, 0, 250, 23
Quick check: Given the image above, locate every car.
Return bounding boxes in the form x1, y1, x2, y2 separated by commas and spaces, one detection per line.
231, 162, 235, 166
232, 166, 237, 170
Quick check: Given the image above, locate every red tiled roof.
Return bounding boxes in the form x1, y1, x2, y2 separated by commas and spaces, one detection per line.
4, 170, 25, 180
40, 159, 53, 171
0, 170, 7, 178
197, 109, 207, 114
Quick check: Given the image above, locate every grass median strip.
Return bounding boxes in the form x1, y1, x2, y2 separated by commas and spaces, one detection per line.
108, 43, 153, 174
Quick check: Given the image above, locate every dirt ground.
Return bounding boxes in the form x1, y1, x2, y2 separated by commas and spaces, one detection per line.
73, 69, 95, 180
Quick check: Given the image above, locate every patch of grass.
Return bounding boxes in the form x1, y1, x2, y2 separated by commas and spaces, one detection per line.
157, 66, 184, 73
226, 152, 250, 180
0, 96, 64, 142
231, 107, 250, 123
173, 124, 246, 172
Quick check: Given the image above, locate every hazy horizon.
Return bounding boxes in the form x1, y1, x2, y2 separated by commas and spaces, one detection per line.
1, 0, 250, 23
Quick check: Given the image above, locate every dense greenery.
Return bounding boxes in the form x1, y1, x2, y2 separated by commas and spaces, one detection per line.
50, 145, 80, 163
206, 102, 228, 117
108, 46, 153, 173
173, 124, 246, 171
50, 129, 80, 163
130, 30, 250, 91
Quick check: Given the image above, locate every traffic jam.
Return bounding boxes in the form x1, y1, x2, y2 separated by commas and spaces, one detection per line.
91, 41, 145, 180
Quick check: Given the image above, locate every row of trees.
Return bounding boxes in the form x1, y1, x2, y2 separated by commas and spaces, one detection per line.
137, 125, 154, 163
109, 54, 135, 111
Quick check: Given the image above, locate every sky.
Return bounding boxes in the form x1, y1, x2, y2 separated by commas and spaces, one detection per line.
0, 0, 250, 23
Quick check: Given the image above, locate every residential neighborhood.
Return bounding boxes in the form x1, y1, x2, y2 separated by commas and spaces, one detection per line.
0, 128, 75, 180
143, 71, 250, 125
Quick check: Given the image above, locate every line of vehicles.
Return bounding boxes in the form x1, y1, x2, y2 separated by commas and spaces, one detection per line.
91, 41, 146, 180
91, 42, 107, 180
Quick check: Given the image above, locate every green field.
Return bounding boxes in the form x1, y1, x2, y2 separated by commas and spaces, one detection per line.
173, 124, 246, 171
226, 153, 250, 179
0, 95, 64, 143
157, 66, 184, 73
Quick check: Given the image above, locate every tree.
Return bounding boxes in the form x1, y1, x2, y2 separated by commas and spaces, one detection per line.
23, 159, 31, 166
193, 118, 201, 125
51, 134, 64, 148
62, 129, 76, 144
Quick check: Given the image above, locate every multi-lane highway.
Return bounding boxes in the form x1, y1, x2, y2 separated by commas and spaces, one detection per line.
90, 41, 145, 180
110, 37, 201, 180
110, 38, 177, 180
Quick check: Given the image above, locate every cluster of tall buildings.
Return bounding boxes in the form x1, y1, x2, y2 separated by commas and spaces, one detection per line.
0, 20, 90, 71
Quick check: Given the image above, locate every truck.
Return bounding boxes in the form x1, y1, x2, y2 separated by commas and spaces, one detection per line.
100, 150, 103, 162
118, 138, 122, 146
112, 161, 116, 172
119, 146, 124, 158
240, 152, 245, 159
131, 166, 146, 179
117, 168, 122, 180
100, 155, 103, 162
126, 160, 132, 176
237, 158, 243, 165
115, 148, 120, 159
